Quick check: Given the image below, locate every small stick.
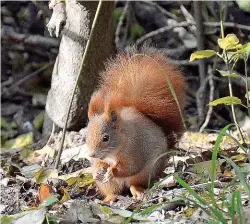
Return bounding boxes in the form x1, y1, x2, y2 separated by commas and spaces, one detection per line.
2, 61, 54, 96
136, 22, 190, 46
54, 0, 104, 169
200, 66, 215, 132
115, 1, 130, 49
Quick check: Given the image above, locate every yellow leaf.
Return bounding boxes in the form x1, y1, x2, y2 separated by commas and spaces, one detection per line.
58, 168, 92, 181
208, 96, 242, 106
218, 34, 240, 50
66, 177, 77, 186
77, 173, 94, 187
223, 170, 233, 177
3, 132, 33, 149
25, 145, 55, 164
231, 153, 248, 162
184, 207, 197, 217
34, 168, 58, 184
60, 188, 70, 203
33, 112, 44, 130
35, 145, 56, 158
190, 50, 216, 62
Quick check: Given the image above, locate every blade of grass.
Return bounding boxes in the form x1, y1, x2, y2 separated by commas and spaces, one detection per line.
211, 124, 234, 184
176, 195, 211, 216
234, 190, 243, 224
175, 176, 228, 223
140, 203, 163, 216
236, 191, 243, 224
209, 124, 234, 210
221, 156, 250, 198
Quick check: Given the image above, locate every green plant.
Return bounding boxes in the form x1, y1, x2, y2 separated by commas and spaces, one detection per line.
190, 33, 250, 142
175, 124, 250, 223
178, 15, 250, 222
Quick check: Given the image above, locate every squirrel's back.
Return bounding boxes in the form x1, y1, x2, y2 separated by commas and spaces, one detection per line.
88, 48, 186, 146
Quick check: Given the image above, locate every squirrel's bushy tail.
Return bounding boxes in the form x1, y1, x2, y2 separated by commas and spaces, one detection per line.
88, 48, 186, 146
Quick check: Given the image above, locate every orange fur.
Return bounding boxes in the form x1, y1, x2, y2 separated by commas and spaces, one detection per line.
87, 48, 186, 202
89, 49, 185, 147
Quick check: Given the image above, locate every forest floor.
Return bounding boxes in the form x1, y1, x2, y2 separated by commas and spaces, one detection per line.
1, 129, 250, 223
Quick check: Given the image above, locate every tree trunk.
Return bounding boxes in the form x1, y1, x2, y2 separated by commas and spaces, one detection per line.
45, 1, 115, 131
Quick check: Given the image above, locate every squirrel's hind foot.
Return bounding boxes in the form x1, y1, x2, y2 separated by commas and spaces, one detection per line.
103, 194, 118, 204
130, 185, 146, 201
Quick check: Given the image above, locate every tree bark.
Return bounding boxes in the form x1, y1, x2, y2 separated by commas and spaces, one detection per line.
45, 1, 115, 131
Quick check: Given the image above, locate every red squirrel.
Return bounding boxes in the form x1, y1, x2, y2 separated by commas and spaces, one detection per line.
85, 48, 185, 203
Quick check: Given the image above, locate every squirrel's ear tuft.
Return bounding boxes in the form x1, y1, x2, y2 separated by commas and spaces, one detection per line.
110, 110, 117, 122
105, 109, 118, 127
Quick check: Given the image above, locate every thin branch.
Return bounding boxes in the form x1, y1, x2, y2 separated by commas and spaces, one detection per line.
2, 61, 54, 96
203, 21, 250, 32
115, 1, 130, 49
199, 66, 215, 132
136, 21, 250, 47
54, 0, 104, 169
196, 76, 209, 130
135, 21, 190, 46
2, 26, 60, 48
143, 1, 180, 21
180, 4, 196, 33
194, 1, 206, 126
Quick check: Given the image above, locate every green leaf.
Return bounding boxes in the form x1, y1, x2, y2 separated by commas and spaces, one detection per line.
218, 34, 240, 50
1, 117, 9, 129
19, 148, 33, 159
99, 205, 112, 214
190, 50, 216, 62
14, 208, 46, 224
1, 216, 15, 224
245, 91, 250, 99
217, 70, 241, 78
0, 211, 31, 224
208, 97, 242, 106
236, 0, 250, 12
235, 42, 250, 55
140, 203, 163, 216
40, 195, 59, 207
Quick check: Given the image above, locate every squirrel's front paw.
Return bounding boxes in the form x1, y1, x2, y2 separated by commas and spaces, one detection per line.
102, 167, 114, 184
93, 167, 107, 182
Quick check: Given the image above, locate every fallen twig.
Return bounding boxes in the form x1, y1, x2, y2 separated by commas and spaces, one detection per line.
2, 26, 60, 48
2, 61, 54, 96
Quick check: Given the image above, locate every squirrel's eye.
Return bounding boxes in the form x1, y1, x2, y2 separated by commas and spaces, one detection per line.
102, 134, 110, 143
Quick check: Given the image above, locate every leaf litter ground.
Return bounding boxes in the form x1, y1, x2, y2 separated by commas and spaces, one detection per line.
1, 129, 250, 223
